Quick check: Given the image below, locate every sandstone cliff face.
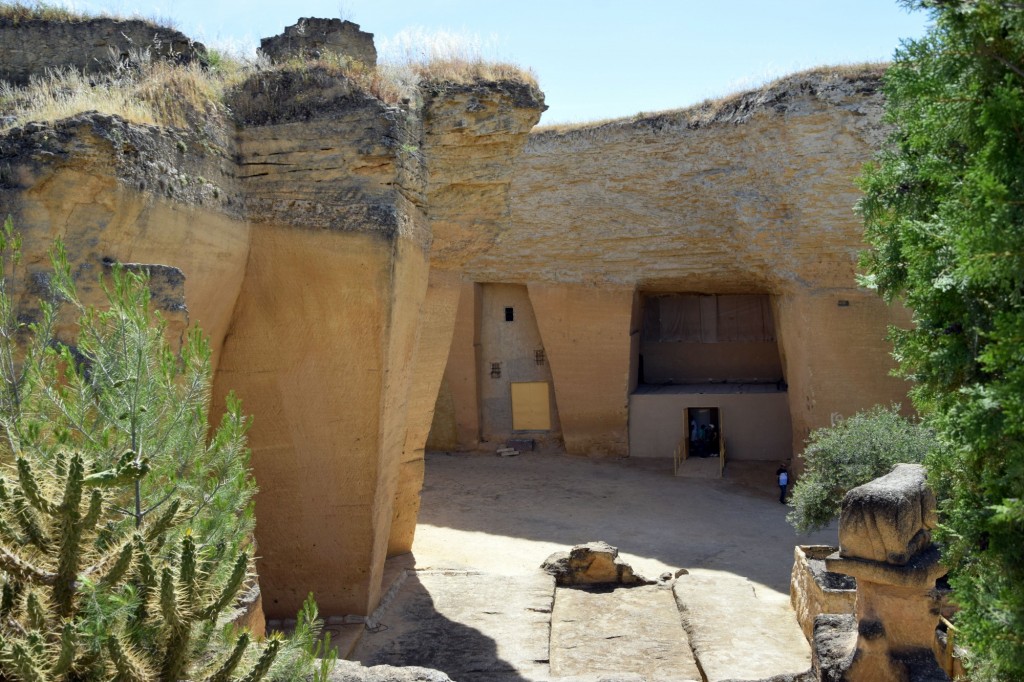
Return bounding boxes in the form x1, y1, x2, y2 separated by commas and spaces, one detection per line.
387, 81, 545, 556
3, 28, 904, 622
0, 113, 247, 366
432, 68, 910, 460
210, 70, 542, 617
1, 38, 545, 618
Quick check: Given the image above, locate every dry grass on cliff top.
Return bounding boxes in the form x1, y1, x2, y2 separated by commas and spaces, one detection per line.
0, 1, 173, 28
0, 55, 231, 134
0, 11, 535, 133
0, 52, 537, 134
271, 52, 536, 107
403, 58, 537, 88
0, 1, 81, 23
377, 25, 537, 91
534, 62, 886, 135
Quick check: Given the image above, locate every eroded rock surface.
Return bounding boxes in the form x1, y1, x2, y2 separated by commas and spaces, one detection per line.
328, 660, 453, 682
838, 463, 938, 565
541, 542, 652, 587
0, 16, 204, 86
351, 571, 554, 681
550, 584, 701, 681
261, 17, 377, 66
790, 545, 855, 642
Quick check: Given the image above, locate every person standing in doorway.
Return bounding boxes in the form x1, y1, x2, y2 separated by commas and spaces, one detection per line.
776, 464, 789, 504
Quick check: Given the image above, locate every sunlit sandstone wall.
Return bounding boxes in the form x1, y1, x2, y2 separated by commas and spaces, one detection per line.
386, 82, 546, 557
1, 66, 544, 618
215, 75, 543, 616
0, 114, 248, 365
433, 68, 911, 460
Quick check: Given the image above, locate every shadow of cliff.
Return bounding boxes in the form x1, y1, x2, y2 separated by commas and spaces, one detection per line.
415, 452, 838, 595
350, 571, 535, 682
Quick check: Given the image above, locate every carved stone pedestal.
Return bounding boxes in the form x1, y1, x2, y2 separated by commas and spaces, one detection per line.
814, 464, 949, 682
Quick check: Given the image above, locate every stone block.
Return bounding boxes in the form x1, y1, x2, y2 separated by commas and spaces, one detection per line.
260, 18, 376, 67
790, 545, 856, 642
839, 464, 937, 565
541, 541, 651, 586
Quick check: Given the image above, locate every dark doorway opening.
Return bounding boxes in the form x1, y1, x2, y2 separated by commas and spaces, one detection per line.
686, 407, 721, 458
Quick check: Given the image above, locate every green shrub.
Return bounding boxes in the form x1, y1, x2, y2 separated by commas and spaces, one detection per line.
0, 217, 331, 680
787, 404, 936, 534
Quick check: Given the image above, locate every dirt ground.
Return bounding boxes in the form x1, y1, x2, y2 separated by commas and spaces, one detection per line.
369, 450, 839, 681
413, 451, 834, 590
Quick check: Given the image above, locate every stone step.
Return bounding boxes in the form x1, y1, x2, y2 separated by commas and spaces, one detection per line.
550, 585, 702, 682
674, 456, 722, 479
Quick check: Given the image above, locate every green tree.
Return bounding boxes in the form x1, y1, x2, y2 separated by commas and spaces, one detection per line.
787, 405, 935, 534
0, 218, 330, 681
859, 2, 1024, 678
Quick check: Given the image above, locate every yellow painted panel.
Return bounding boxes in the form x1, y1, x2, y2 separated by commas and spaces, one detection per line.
511, 381, 551, 431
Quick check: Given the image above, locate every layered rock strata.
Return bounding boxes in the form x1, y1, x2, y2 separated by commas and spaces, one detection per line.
432, 68, 912, 461
0, 24, 544, 618
261, 18, 377, 67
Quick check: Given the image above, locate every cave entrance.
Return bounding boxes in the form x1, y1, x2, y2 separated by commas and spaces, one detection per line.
628, 292, 792, 464
684, 407, 721, 458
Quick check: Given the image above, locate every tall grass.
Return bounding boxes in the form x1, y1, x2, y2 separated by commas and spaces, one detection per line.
0, 1, 86, 23
0, 1, 174, 28
379, 26, 537, 88
0, 50, 234, 133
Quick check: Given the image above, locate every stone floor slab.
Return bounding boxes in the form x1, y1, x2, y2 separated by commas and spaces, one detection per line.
674, 569, 812, 681
550, 585, 701, 682
351, 570, 555, 681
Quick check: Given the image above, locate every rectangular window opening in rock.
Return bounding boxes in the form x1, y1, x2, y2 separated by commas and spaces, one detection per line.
637, 293, 784, 388
629, 292, 793, 462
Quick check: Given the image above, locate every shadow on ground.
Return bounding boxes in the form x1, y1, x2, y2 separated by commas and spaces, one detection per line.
351, 571, 548, 681
413, 452, 837, 594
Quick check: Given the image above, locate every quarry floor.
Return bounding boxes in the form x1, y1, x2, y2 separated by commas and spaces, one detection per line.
347, 451, 837, 681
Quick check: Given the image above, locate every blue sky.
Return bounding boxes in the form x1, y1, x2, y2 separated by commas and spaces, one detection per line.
73, 0, 931, 124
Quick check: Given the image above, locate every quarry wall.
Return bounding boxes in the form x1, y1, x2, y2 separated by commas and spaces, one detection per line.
430, 69, 912, 462
0, 24, 544, 618
260, 18, 377, 66
1, 16, 910, 623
